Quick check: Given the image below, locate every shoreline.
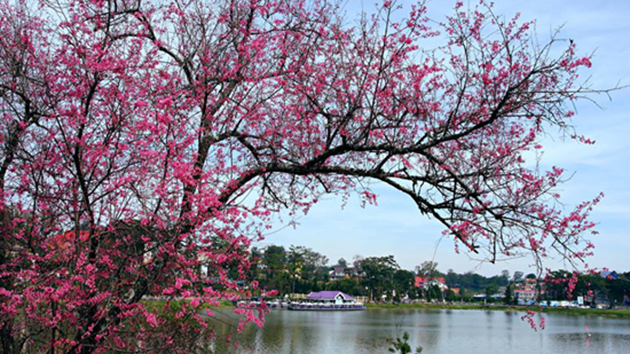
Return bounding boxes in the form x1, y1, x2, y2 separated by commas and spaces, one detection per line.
364, 303, 630, 318
142, 299, 630, 319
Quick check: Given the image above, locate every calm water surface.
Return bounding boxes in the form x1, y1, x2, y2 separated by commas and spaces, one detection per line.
209, 309, 630, 354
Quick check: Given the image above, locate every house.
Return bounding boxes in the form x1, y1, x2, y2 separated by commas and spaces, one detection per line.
414, 276, 425, 287
305, 291, 356, 305
601, 270, 618, 280
473, 294, 487, 301
522, 277, 538, 290
414, 276, 448, 290
515, 289, 544, 305
473, 292, 505, 301
329, 265, 346, 280
329, 265, 359, 280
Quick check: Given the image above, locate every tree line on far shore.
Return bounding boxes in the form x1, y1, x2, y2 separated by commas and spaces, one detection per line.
239, 244, 630, 306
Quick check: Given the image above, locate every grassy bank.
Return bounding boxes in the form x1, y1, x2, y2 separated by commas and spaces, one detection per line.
365, 303, 630, 319
366, 303, 485, 310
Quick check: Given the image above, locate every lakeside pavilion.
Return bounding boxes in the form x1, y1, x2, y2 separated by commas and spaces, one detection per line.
305, 291, 357, 305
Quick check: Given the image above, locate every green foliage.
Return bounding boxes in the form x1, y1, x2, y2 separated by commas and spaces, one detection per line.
444, 289, 456, 302
416, 261, 440, 277
250, 245, 331, 296
393, 269, 415, 302
248, 243, 630, 309
485, 284, 499, 303
328, 277, 366, 296
360, 255, 400, 302
544, 270, 630, 306
387, 332, 422, 354
264, 245, 287, 272
425, 284, 442, 302
444, 271, 509, 292
504, 282, 515, 305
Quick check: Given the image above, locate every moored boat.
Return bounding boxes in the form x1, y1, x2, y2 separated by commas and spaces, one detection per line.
236, 298, 289, 309
288, 291, 366, 311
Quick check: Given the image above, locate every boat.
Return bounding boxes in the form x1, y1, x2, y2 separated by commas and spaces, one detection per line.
235, 297, 289, 309
288, 291, 366, 311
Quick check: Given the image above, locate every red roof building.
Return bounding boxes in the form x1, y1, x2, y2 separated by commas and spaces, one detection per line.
415, 276, 446, 288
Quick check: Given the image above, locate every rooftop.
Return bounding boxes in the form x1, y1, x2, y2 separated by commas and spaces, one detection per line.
306, 291, 354, 301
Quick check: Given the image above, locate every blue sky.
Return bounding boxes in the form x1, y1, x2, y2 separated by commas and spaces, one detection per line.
259, 0, 630, 276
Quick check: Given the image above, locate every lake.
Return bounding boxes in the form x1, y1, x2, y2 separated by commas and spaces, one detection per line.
208, 308, 630, 354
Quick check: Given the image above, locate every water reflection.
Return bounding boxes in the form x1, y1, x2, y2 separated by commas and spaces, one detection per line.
208, 309, 630, 354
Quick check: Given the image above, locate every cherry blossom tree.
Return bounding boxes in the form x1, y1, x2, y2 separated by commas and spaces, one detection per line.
0, 0, 607, 352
